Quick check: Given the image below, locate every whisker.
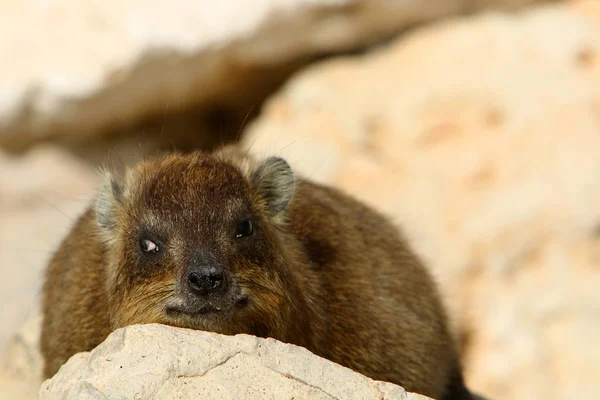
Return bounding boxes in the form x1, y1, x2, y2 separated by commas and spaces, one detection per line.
131, 291, 176, 321
275, 131, 313, 157
40, 196, 75, 222
236, 278, 274, 294
133, 289, 175, 305
235, 104, 255, 143
0, 247, 56, 254
160, 101, 170, 138
242, 139, 257, 166
0, 241, 57, 252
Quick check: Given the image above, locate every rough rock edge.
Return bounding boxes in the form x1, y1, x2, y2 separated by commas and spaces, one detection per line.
39, 323, 433, 400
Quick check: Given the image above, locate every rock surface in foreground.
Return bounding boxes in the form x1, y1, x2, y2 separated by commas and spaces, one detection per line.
40, 324, 430, 400
242, 1, 600, 400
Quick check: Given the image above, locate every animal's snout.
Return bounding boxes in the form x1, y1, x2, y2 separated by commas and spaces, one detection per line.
187, 264, 225, 295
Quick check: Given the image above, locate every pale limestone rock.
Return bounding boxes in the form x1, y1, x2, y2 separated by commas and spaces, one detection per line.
39, 323, 431, 400
0, 0, 550, 149
241, 1, 600, 399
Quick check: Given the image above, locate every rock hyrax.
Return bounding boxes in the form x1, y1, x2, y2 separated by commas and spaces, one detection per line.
41, 148, 476, 400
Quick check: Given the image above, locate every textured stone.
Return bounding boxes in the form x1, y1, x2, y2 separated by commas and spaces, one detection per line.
241, 1, 600, 400
39, 324, 431, 400
0, 0, 550, 150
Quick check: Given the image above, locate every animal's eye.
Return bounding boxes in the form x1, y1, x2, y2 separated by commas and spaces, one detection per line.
139, 239, 159, 253
235, 220, 254, 238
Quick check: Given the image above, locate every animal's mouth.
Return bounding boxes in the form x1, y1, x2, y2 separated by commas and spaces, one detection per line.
165, 294, 249, 317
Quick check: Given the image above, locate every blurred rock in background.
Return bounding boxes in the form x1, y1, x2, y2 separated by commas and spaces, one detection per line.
0, 0, 549, 153
243, 2, 600, 399
4, 0, 598, 400
0, 317, 41, 400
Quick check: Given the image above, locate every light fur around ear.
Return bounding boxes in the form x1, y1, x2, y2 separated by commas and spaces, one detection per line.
251, 156, 295, 217
94, 167, 124, 234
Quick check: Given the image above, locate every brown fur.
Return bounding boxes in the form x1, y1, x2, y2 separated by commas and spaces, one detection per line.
41, 148, 475, 400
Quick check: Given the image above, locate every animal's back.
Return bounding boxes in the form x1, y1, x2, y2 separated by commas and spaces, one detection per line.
287, 179, 464, 399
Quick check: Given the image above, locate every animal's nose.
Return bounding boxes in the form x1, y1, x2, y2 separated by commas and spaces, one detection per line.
187, 265, 224, 295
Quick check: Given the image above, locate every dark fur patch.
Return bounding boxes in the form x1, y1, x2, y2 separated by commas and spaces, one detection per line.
301, 237, 337, 268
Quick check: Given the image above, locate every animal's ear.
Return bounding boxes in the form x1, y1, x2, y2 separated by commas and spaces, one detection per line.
94, 168, 125, 233
251, 157, 295, 217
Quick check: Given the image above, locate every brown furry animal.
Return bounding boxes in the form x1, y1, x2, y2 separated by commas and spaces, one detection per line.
41, 148, 476, 400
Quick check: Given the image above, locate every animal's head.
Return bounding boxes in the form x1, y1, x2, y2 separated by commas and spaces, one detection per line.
94, 150, 296, 337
